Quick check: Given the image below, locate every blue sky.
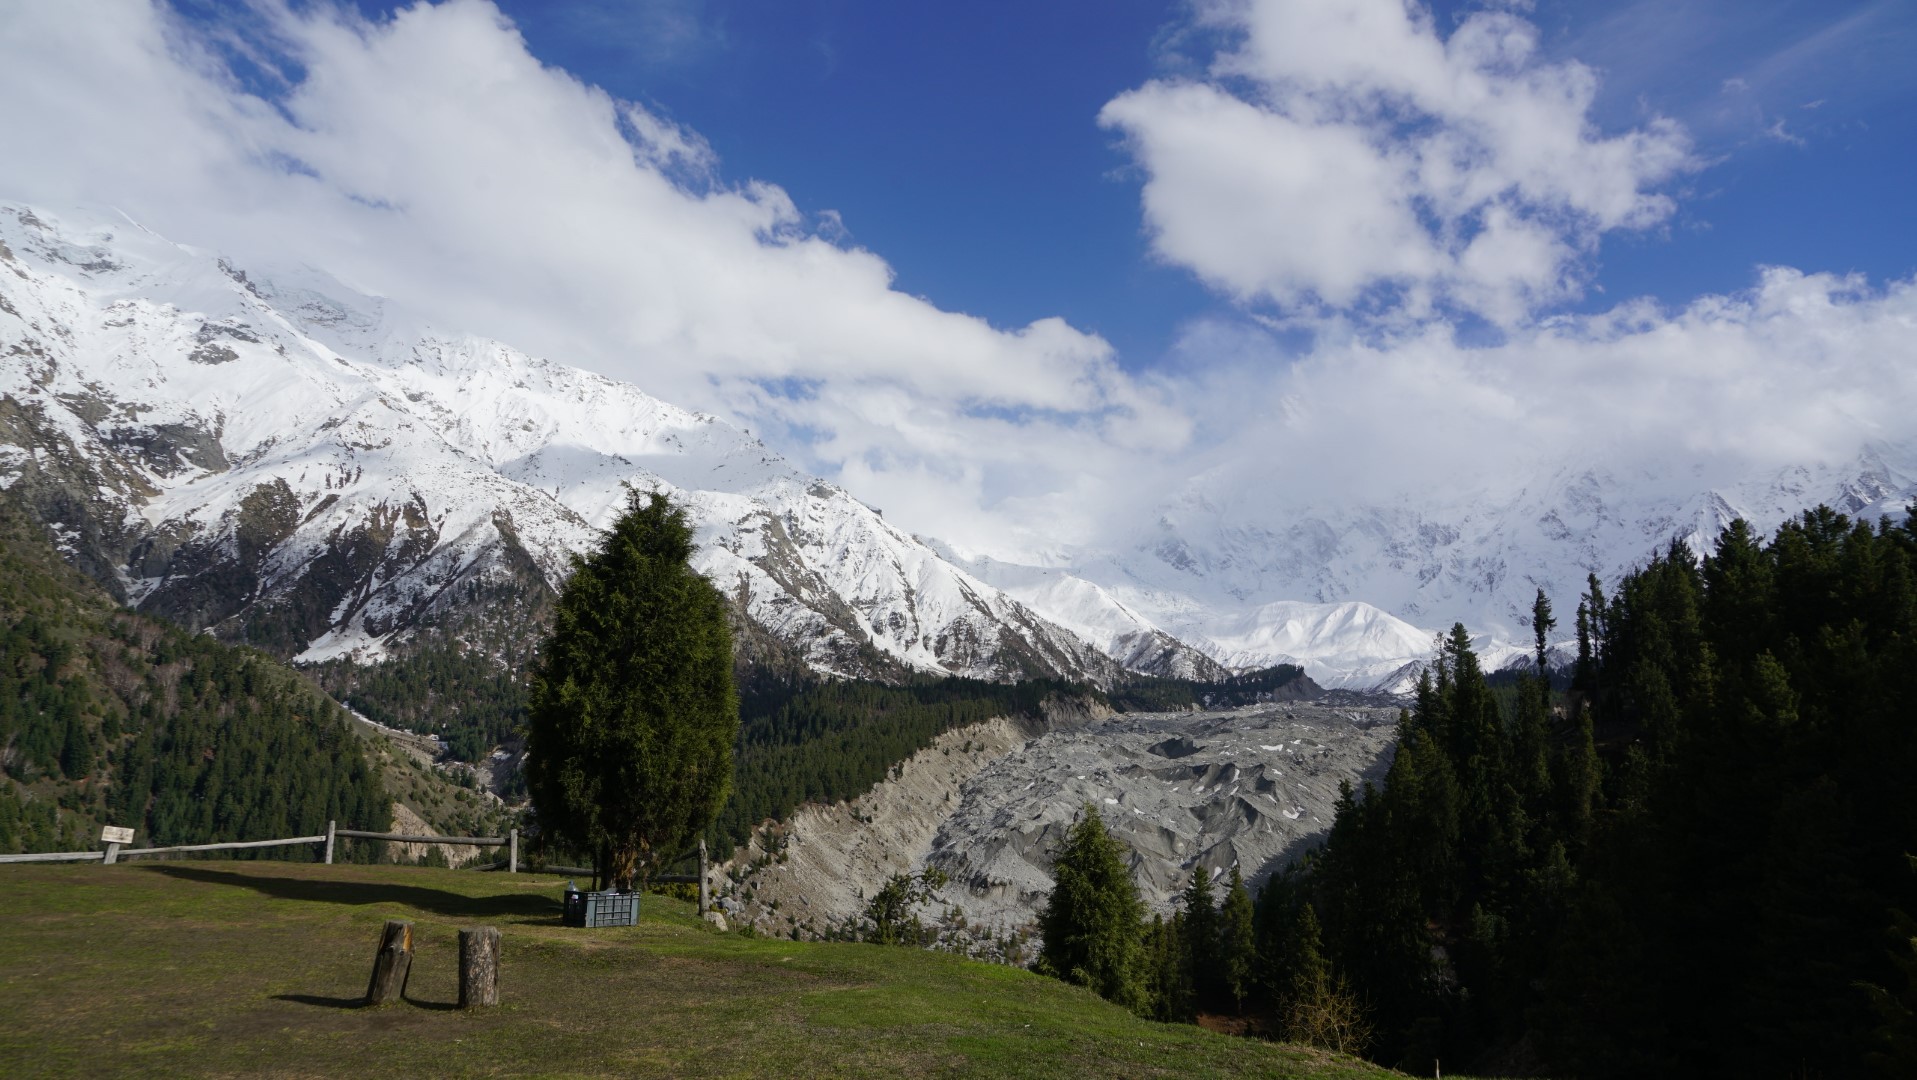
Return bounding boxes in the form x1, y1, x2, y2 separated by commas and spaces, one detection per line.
368, 0, 1218, 366
5, 0, 1916, 559
365, 0, 1914, 365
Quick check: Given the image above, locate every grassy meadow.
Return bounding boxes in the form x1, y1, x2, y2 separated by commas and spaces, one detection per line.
0, 861, 1398, 1079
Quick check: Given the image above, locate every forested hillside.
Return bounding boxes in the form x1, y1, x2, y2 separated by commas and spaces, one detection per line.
312, 620, 535, 765
1096, 507, 1917, 1077
1106, 663, 1314, 711
0, 496, 389, 854
712, 675, 1086, 855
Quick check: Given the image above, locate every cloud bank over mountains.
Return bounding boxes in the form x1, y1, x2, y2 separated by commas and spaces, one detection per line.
1, 0, 1912, 619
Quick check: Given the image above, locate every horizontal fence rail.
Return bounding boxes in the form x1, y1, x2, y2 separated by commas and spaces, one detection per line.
118, 836, 326, 858
2, 826, 713, 913
0, 850, 108, 864
325, 822, 519, 872
334, 830, 508, 845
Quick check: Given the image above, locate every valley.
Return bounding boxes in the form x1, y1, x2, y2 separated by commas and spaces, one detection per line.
3, 0, 1913, 1072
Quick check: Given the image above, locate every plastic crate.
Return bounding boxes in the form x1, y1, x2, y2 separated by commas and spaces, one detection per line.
563, 888, 639, 928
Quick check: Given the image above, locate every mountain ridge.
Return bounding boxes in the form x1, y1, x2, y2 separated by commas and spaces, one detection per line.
0, 203, 1130, 686
7, 200, 1908, 695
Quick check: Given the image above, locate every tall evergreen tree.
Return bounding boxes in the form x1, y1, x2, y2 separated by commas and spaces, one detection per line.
1532, 587, 1557, 679
525, 489, 737, 891
1220, 865, 1257, 1012
1036, 805, 1147, 1013
1180, 864, 1224, 1011
1143, 913, 1190, 1021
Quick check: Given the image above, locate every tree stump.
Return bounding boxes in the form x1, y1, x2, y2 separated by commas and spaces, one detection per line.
458, 926, 500, 1008
364, 920, 414, 1005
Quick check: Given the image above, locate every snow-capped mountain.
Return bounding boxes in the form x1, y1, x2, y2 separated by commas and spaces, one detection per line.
7, 201, 1907, 695
953, 443, 1917, 689
0, 204, 1123, 684
939, 544, 1438, 690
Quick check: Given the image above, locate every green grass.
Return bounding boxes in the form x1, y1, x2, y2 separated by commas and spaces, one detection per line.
0, 862, 1398, 1079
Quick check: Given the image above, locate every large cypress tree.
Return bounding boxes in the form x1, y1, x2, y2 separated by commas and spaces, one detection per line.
525, 489, 737, 891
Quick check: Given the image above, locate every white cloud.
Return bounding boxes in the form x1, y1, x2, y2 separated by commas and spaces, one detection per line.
1163, 267, 1917, 513
0, 0, 1909, 593
1100, 0, 1697, 324
0, 0, 1183, 555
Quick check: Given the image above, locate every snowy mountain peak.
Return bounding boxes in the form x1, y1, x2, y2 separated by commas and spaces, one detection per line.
0, 203, 1122, 685
9, 201, 1905, 694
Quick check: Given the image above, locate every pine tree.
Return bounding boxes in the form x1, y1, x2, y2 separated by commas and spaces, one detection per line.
1285, 903, 1330, 1021
1219, 865, 1257, 1012
1181, 864, 1223, 1011
1284, 902, 1370, 1054
1036, 805, 1146, 1013
1143, 913, 1190, 1021
1861, 881, 1917, 1077
1532, 587, 1557, 680
525, 489, 738, 891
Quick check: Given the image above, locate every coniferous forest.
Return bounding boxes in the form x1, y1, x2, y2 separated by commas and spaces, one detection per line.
0, 496, 390, 855
712, 674, 1083, 857
1040, 506, 1917, 1078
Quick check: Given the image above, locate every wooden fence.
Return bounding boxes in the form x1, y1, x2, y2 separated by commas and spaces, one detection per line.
0, 821, 517, 871
0, 826, 713, 913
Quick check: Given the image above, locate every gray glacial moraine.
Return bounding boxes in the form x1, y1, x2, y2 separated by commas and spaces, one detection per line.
924, 700, 1397, 925
722, 700, 1398, 939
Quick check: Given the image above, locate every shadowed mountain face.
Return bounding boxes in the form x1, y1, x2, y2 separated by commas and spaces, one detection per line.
0, 204, 1164, 686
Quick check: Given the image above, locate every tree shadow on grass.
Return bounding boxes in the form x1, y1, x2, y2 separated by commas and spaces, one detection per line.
151, 865, 561, 924
273, 993, 367, 1010
272, 993, 460, 1012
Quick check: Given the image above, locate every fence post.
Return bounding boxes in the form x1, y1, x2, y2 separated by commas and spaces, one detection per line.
324, 820, 336, 865
697, 838, 708, 915
508, 828, 518, 874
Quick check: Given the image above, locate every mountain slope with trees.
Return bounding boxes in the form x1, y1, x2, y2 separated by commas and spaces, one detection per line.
0, 494, 389, 854
1030, 507, 1917, 1077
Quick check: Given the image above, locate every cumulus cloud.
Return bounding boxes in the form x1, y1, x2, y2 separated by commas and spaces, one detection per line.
1100, 0, 1697, 324
0, 0, 1180, 554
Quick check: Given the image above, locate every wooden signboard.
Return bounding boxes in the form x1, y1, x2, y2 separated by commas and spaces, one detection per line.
100, 826, 134, 845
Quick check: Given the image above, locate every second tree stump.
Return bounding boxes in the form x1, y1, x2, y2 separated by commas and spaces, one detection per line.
458, 926, 500, 1008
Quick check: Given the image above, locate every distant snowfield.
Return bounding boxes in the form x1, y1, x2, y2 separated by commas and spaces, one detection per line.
3, 201, 1913, 691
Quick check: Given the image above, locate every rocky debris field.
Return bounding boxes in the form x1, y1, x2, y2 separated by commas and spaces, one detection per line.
928, 702, 1399, 924
725, 700, 1399, 943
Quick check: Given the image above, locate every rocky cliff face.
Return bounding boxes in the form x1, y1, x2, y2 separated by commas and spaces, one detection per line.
0, 204, 1133, 685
